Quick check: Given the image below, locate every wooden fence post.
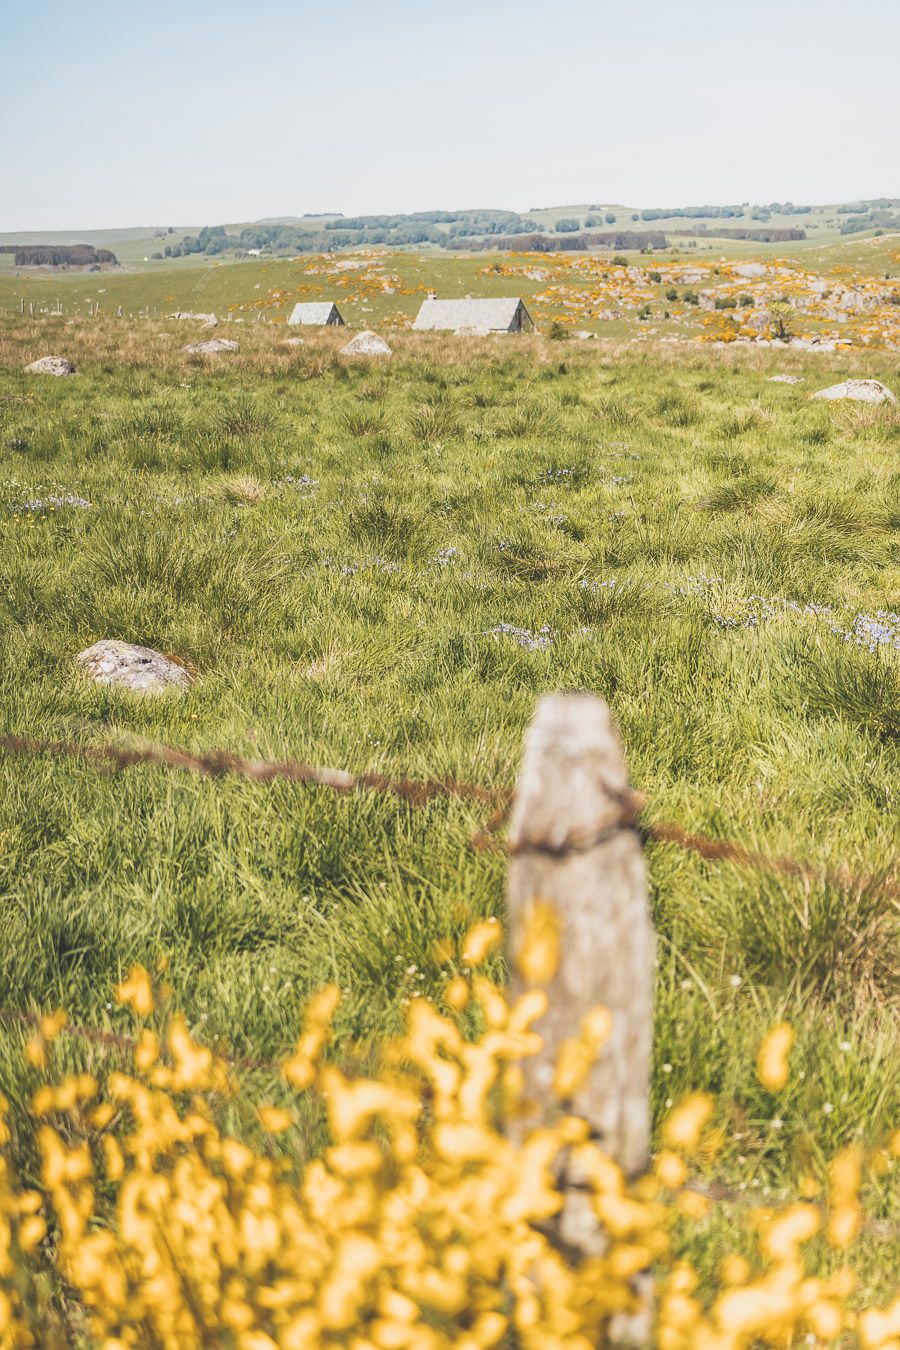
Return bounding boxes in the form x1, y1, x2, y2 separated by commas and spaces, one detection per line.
507, 692, 655, 1340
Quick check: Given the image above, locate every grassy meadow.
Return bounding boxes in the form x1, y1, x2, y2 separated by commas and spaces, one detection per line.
2, 230, 898, 343
0, 314, 898, 1292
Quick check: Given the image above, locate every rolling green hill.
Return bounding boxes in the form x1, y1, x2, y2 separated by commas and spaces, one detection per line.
3, 199, 899, 275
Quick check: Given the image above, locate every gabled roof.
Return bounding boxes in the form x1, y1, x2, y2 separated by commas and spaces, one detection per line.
412, 297, 531, 332
288, 302, 342, 325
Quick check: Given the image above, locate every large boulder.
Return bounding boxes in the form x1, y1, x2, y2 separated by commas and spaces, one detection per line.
341, 331, 392, 357
812, 379, 896, 405
183, 338, 239, 354
75, 640, 192, 693
25, 356, 76, 376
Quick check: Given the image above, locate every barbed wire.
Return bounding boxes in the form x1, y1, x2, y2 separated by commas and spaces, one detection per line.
2, 731, 897, 903
1, 726, 897, 1104
0, 733, 501, 808
0, 1007, 281, 1075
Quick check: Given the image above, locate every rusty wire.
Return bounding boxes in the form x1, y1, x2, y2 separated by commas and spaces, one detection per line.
0, 733, 500, 808
0, 1007, 281, 1075
0, 725, 897, 1075
1, 729, 896, 910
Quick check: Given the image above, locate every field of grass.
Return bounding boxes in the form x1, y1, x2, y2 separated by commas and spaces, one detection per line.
2, 233, 897, 355
0, 315, 898, 1297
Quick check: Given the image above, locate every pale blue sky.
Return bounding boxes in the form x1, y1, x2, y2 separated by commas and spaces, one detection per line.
2, 0, 898, 230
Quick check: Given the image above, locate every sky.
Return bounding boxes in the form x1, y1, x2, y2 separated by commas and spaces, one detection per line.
1, 0, 898, 232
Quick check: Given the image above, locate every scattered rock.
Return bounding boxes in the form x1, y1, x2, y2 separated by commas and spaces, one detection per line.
170, 311, 218, 328
341, 331, 392, 357
281, 337, 305, 347
789, 337, 839, 352
25, 356, 76, 377
733, 263, 767, 279
768, 375, 803, 384
183, 338, 239, 354
75, 640, 193, 693
13, 494, 91, 513
574, 330, 594, 341
812, 379, 896, 405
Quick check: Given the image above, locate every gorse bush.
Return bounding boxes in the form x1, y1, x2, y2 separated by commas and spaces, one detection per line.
2, 911, 897, 1348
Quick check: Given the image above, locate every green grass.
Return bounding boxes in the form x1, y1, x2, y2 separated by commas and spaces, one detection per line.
0, 317, 898, 1286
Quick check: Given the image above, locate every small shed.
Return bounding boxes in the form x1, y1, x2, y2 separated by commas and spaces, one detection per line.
287, 302, 345, 327
412, 297, 534, 334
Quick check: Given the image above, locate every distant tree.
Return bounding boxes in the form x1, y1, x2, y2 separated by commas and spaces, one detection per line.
12, 244, 117, 266
769, 300, 794, 340
605, 213, 616, 224
151, 252, 163, 260
554, 218, 581, 233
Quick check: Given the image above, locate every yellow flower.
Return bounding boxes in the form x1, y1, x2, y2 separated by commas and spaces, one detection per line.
662, 1094, 714, 1153
719, 1254, 751, 1286
25, 1037, 46, 1070
553, 1039, 594, 1100
756, 1023, 794, 1092
102, 1135, 125, 1181
116, 965, 155, 1017
39, 1010, 67, 1040
18, 1215, 46, 1252
827, 1147, 863, 1248
760, 1202, 820, 1261
257, 1106, 292, 1134
134, 1029, 160, 1072
444, 976, 469, 1011
655, 1151, 687, 1190
514, 899, 560, 986
461, 920, 501, 966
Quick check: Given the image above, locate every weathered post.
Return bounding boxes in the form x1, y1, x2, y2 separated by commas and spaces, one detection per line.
507, 693, 654, 1338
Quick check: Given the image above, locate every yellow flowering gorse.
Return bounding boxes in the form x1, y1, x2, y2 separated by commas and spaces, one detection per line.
0, 913, 895, 1349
